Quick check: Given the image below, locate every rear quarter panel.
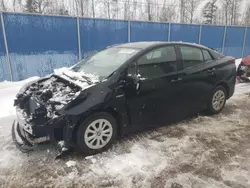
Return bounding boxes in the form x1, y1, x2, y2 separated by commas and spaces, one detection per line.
212, 56, 236, 98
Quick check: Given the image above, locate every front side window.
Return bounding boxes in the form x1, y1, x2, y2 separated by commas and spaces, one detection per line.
180, 46, 203, 69
136, 46, 177, 79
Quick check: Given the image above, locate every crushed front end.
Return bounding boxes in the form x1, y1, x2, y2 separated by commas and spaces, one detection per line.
12, 75, 82, 152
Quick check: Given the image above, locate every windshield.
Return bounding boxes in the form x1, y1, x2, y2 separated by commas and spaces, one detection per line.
72, 47, 139, 78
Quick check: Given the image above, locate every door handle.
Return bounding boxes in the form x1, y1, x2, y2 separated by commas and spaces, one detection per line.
207, 68, 216, 75
207, 68, 216, 72
118, 80, 126, 88
171, 77, 183, 83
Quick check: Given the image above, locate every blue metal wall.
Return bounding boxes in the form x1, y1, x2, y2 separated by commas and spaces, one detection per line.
243, 28, 250, 57
0, 14, 10, 81
130, 21, 169, 42
170, 24, 200, 43
224, 26, 245, 58
3, 13, 78, 81
80, 18, 128, 58
0, 12, 249, 81
200, 25, 225, 52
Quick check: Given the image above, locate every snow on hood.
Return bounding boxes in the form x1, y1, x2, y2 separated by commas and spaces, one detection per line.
54, 67, 99, 89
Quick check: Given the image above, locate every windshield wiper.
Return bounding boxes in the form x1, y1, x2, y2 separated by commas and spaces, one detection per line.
81, 75, 93, 85
62, 72, 93, 85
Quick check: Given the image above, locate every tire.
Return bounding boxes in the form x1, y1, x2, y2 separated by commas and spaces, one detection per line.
76, 112, 117, 155
207, 86, 227, 114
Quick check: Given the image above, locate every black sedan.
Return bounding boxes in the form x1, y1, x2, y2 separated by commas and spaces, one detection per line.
12, 42, 236, 155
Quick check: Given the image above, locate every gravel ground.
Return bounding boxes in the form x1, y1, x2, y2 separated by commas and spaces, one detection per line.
0, 92, 250, 188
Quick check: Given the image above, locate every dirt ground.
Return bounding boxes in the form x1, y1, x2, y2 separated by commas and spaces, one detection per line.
0, 93, 250, 188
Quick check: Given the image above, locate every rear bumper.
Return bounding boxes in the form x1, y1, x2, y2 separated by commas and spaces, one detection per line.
228, 83, 235, 99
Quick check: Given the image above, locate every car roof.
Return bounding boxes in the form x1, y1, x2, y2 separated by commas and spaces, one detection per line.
113, 41, 209, 50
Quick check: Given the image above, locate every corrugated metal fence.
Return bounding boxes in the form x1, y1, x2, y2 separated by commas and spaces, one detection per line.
0, 12, 249, 81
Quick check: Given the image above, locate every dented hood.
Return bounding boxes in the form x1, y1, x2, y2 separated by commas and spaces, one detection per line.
54, 67, 100, 89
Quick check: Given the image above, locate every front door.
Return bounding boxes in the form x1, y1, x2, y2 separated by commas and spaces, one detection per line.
125, 45, 184, 130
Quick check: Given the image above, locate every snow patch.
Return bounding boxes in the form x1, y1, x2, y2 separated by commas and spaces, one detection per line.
67, 170, 79, 180
85, 155, 94, 160
66, 160, 77, 167
0, 77, 40, 118
0, 76, 40, 89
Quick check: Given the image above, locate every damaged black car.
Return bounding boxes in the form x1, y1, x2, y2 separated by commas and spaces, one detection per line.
12, 42, 236, 155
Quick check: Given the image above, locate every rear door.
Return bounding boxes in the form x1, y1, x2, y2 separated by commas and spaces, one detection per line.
176, 45, 215, 116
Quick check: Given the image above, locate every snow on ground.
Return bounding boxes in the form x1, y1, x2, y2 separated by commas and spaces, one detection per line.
0, 77, 39, 118
0, 75, 250, 187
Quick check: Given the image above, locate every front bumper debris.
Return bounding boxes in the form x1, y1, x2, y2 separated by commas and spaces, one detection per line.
12, 120, 50, 153
13, 107, 76, 157
12, 121, 33, 153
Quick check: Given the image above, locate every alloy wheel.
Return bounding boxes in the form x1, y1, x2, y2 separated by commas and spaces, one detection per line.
84, 119, 113, 150
212, 90, 226, 111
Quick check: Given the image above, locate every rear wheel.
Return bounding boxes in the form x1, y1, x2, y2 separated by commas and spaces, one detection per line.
76, 112, 117, 155
207, 86, 227, 114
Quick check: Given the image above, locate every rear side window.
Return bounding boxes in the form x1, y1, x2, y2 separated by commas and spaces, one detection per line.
210, 50, 224, 59
202, 50, 213, 62
180, 46, 203, 69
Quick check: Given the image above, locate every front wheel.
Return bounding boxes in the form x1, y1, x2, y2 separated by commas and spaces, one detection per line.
207, 86, 227, 114
76, 112, 117, 155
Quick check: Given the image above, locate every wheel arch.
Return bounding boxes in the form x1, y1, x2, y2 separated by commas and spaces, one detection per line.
72, 106, 124, 143
215, 81, 230, 98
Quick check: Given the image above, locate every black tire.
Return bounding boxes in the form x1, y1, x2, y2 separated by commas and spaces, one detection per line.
207, 86, 227, 114
76, 112, 117, 155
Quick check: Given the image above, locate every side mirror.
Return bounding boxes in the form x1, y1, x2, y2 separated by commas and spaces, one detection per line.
127, 74, 141, 85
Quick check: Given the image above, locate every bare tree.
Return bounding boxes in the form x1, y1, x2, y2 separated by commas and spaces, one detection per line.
146, 0, 153, 21
123, 0, 131, 20
131, 0, 137, 20
80, 0, 84, 17
23, 0, 36, 13
36, 0, 52, 13
0, 0, 247, 26
185, 0, 201, 24
232, 0, 243, 25
103, 0, 111, 19
243, 3, 250, 26
214, 8, 224, 25
51, 2, 69, 16
222, 0, 230, 25
91, 0, 95, 18
13, 0, 17, 11
111, 0, 119, 19
0, 0, 7, 11
179, 0, 187, 23
19, 0, 52, 14
74, 0, 90, 17
160, 0, 177, 22
222, 0, 243, 25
